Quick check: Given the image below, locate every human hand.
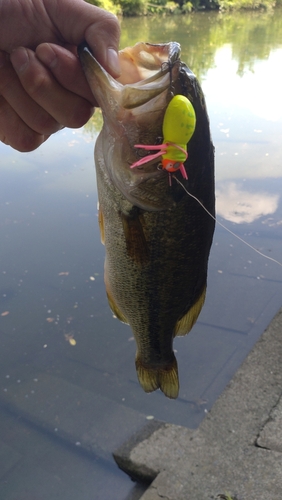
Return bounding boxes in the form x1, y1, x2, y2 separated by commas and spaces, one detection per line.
0, 43, 97, 151
0, 0, 120, 152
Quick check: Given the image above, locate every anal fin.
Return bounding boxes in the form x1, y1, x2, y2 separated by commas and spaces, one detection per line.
174, 286, 206, 337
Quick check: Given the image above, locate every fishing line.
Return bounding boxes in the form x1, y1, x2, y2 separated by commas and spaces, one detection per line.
172, 175, 282, 268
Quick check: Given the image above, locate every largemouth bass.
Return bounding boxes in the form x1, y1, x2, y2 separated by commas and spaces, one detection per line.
78, 42, 215, 398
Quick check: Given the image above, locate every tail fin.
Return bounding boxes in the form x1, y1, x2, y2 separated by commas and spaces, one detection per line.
135, 354, 179, 399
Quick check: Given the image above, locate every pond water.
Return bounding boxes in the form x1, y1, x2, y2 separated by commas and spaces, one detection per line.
0, 9, 282, 500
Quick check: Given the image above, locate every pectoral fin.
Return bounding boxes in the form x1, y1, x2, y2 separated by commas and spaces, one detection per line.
121, 213, 149, 265
174, 286, 206, 337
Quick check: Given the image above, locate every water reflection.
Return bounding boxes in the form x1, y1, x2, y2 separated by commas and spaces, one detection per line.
216, 182, 279, 223
120, 10, 282, 79
0, 10, 281, 500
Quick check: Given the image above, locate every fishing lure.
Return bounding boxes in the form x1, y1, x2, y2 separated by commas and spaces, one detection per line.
130, 94, 196, 184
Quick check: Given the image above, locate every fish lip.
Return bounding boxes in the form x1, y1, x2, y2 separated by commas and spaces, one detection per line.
77, 42, 90, 59
77, 42, 91, 56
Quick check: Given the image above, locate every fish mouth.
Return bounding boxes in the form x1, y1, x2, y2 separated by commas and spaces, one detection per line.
78, 41, 181, 107
78, 42, 182, 211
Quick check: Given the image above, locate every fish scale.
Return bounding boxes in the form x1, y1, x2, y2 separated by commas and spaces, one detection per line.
78, 41, 215, 399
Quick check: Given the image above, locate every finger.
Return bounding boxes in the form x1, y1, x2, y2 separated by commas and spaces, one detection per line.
85, 12, 121, 78
0, 50, 61, 136
36, 43, 96, 105
10, 47, 94, 129
0, 95, 47, 152
46, 0, 121, 77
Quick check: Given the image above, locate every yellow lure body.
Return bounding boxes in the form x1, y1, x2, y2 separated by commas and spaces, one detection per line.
162, 95, 196, 164
131, 94, 196, 181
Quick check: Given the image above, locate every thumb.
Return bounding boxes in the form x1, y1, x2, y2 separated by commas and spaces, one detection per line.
85, 11, 121, 78
46, 0, 121, 77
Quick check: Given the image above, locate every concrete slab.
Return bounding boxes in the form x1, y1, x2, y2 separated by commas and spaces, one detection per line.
114, 307, 282, 500
257, 392, 282, 453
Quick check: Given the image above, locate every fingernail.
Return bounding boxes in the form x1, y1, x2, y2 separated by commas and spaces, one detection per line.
107, 48, 121, 77
11, 47, 29, 73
